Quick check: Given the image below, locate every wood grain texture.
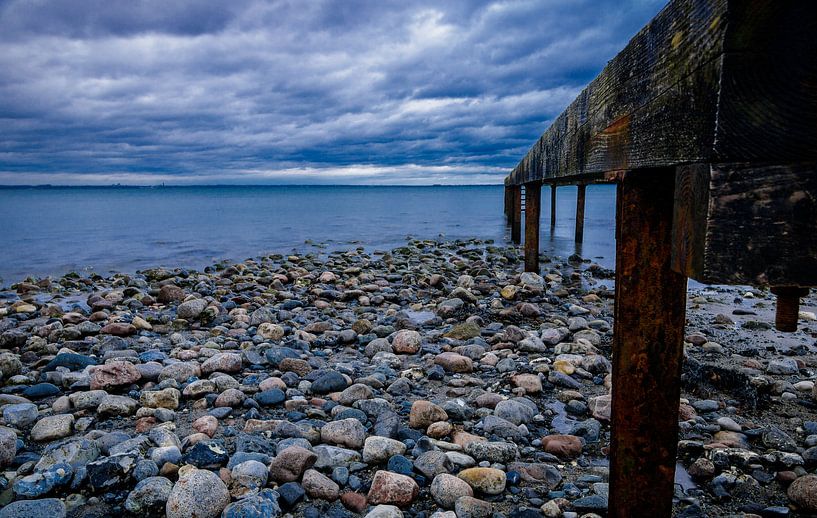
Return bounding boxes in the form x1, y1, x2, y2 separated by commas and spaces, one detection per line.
524, 182, 541, 272
505, 0, 817, 186
508, 0, 728, 185
697, 162, 817, 286
610, 170, 688, 518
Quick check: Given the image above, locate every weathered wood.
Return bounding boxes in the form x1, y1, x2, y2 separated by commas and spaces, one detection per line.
506, 0, 817, 187
550, 185, 556, 230
672, 162, 817, 286
504, 186, 513, 218
575, 184, 586, 243
511, 186, 522, 244
610, 170, 688, 518
524, 182, 541, 272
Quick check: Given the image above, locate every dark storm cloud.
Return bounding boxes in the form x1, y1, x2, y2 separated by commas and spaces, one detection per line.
0, 0, 666, 185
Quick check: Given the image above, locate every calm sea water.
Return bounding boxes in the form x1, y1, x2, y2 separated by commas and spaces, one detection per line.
0, 185, 617, 286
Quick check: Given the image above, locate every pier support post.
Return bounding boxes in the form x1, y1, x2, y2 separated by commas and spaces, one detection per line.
575, 184, 586, 243
524, 182, 541, 272
550, 185, 557, 231
609, 170, 687, 518
504, 186, 513, 218
511, 186, 522, 244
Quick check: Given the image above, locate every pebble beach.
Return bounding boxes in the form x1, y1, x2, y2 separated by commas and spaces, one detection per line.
0, 238, 816, 518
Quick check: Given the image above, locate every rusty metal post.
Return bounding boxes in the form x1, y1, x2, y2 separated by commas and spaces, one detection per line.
575, 184, 586, 243
504, 185, 512, 218
550, 184, 557, 231
524, 182, 541, 272
609, 170, 688, 518
770, 286, 810, 331
511, 186, 522, 244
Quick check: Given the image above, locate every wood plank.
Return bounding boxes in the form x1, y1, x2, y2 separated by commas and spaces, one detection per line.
507, 0, 817, 186
524, 182, 541, 272
508, 0, 728, 185
610, 169, 688, 518
673, 162, 817, 286
575, 184, 586, 243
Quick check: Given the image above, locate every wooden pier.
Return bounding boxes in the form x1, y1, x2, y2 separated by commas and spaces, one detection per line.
503, 0, 816, 516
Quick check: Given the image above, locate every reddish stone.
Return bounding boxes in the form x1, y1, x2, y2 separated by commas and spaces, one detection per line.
541, 434, 583, 459
367, 470, 419, 507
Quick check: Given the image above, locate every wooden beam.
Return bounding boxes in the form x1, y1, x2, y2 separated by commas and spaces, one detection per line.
550, 185, 557, 230
505, 0, 817, 187
504, 186, 512, 218
610, 169, 688, 518
575, 184, 586, 243
524, 182, 541, 272
511, 186, 522, 244
672, 162, 817, 286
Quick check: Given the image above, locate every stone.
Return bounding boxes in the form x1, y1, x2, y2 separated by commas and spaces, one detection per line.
222, 489, 281, 518
201, 353, 242, 374
231, 460, 269, 490
0, 426, 17, 467
30, 414, 74, 441
511, 374, 542, 394
414, 450, 453, 478
141, 387, 181, 409
0, 499, 67, 518
541, 434, 583, 459
367, 470, 420, 507
125, 476, 173, 514
215, 388, 246, 407
3, 402, 38, 428
313, 445, 361, 469
434, 352, 473, 373
457, 467, 506, 495
588, 394, 611, 422
788, 474, 817, 512
339, 383, 374, 406
166, 467, 230, 518
363, 436, 407, 464
427, 421, 453, 439
257, 322, 285, 341
90, 360, 141, 390
269, 445, 318, 482
100, 322, 137, 336
312, 371, 348, 394
454, 496, 492, 518
98, 394, 139, 416
302, 468, 340, 501
409, 400, 448, 428
321, 418, 366, 449
444, 322, 481, 340
159, 362, 201, 383
431, 473, 474, 509
193, 415, 218, 437
494, 399, 536, 426
392, 330, 421, 354
464, 441, 518, 464
177, 298, 207, 320
365, 505, 404, 518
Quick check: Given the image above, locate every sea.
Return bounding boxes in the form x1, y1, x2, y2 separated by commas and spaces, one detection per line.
0, 185, 617, 287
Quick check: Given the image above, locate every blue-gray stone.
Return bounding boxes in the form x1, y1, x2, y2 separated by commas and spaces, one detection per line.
222, 488, 281, 518
42, 353, 97, 372
254, 389, 286, 406
311, 371, 347, 394
3, 402, 38, 428
23, 383, 61, 399
277, 481, 305, 509
0, 498, 66, 518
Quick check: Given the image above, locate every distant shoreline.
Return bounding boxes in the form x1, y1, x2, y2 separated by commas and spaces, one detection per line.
0, 184, 510, 189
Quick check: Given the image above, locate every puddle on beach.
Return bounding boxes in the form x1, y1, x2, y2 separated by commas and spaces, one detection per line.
547, 400, 578, 434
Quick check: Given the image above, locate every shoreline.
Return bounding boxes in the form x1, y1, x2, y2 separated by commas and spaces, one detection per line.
0, 238, 815, 517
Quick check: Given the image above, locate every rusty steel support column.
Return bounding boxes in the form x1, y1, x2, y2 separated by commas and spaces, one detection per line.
511, 186, 522, 244
609, 170, 688, 518
770, 286, 810, 332
550, 184, 557, 231
575, 184, 586, 243
524, 182, 541, 272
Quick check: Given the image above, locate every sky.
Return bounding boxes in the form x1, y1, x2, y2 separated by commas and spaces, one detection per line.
0, 0, 667, 185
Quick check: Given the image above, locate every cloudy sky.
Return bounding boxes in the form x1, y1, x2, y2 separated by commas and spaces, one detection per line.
0, 0, 666, 185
